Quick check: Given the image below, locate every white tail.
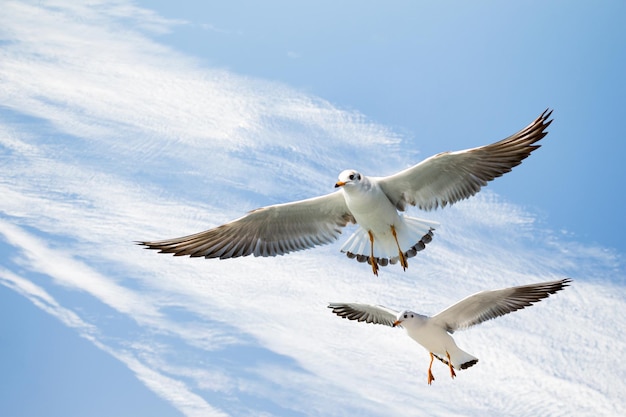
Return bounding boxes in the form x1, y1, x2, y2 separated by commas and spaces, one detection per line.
434, 348, 479, 370
340, 215, 439, 266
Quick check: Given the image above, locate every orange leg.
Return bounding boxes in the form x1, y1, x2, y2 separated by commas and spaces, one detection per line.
390, 225, 408, 270
427, 352, 436, 385
368, 231, 379, 276
446, 351, 456, 379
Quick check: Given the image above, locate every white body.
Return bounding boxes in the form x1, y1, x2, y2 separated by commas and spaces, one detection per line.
402, 312, 478, 369
338, 174, 437, 261
341, 176, 401, 234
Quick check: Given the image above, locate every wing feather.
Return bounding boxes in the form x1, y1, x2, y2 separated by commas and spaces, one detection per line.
139, 191, 355, 258
377, 109, 553, 211
328, 303, 400, 327
431, 278, 571, 333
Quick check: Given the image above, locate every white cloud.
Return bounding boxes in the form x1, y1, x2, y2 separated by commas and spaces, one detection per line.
0, 268, 96, 333
0, 219, 161, 320
1, 1, 625, 416
0, 268, 228, 417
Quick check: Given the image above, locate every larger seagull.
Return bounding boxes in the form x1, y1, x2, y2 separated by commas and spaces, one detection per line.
328, 278, 571, 384
140, 109, 553, 275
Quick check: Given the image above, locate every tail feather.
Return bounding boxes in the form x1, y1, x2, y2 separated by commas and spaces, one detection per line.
340, 216, 438, 267
433, 352, 479, 370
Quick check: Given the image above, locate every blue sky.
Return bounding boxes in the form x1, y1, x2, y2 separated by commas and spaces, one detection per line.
1, 1, 624, 416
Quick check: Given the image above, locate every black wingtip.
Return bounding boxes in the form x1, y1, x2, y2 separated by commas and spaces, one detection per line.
559, 277, 573, 288
540, 108, 554, 127
460, 359, 479, 370
135, 240, 157, 250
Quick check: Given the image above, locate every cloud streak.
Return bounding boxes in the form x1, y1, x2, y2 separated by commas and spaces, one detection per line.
0, 267, 227, 417
1, 1, 625, 416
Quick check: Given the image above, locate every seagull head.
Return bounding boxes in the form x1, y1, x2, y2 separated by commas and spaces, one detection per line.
335, 169, 362, 188
393, 310, 417, 327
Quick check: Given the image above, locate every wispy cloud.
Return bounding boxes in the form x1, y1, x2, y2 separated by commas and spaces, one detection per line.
0, 268, 227, 417
1, 1, 624, 416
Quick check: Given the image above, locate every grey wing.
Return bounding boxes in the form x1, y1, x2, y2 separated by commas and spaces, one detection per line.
138, 191, 355, 258
431, 278, 571, 333
328, 303, 400, 327
377, 109, 553, 211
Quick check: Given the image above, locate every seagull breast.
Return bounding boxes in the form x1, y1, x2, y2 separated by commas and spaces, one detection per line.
341, 176, 401, 234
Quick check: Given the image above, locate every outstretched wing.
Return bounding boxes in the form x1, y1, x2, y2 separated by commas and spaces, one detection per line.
139, 191, 355, 258
377, 109, 553, 211
328, 303, 400, 327
431, 278, 571, 333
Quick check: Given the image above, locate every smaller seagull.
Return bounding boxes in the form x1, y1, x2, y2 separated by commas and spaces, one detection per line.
139, 110, 552, 275
328, 278, 571, 385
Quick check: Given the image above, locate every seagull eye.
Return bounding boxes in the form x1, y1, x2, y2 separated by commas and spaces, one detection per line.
403, 314, 407, 318
349, 174, 355, 180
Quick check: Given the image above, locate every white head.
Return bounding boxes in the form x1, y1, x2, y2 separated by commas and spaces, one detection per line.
335, 169, 362, 188
392, 310, 418, 328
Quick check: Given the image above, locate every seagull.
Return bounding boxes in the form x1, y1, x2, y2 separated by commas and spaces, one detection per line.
139, 109, 553, 275
328, 278, 571, 384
